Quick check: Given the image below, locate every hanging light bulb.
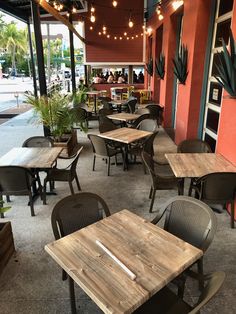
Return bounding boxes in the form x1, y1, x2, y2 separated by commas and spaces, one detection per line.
90, 14, 96, 23
124, 32, 127, 36
98, 32, 102, 35
72, 7, 76, 13
128, 10, 134, 28
114, 36, 117, 40
103, 26, 107, 31
91, 4, 95, 13
107, 34, 110, 38
112, 0, 118, 7
158, 14, 164, 20
90, 26, 93, 30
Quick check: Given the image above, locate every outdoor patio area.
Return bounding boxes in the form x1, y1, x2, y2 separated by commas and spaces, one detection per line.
0, 110, 235, 314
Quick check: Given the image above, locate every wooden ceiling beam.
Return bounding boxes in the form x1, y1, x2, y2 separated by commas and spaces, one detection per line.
37, 0, 86, 43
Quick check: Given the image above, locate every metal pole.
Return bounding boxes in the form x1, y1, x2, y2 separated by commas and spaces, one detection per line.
30, 0, 50, 136
27, 21, 38, 97
69, 14, 76, 95
47, 24, 51, 84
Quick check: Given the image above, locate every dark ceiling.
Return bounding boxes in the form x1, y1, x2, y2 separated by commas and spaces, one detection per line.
0, 0, 85, 23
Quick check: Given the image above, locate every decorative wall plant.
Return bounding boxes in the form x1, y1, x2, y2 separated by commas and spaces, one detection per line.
214, 29, 236, 97
145, 57, 153, 76
173, 44, 188, 84
155, 53, 165, 79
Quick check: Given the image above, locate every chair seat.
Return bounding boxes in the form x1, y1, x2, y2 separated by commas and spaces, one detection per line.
134, 286, 192, 314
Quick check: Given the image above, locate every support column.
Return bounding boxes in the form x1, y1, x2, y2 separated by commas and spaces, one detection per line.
128, 65, 133, 84
69, 15, 76, 94
27, 21, 37, 97
31, 0, 49, 136
175, 0, 212, 143
47, 24, 51, 84
31, 0, 47, 96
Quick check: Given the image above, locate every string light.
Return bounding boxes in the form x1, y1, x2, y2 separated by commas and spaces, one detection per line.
90, 14, 96, 22
114, 36, 117, 40
91, 4, 95, 13
107, 34, 110, 38
90, 26, 93, 30
172, 0, 184, 10
112, 0, 118, 7
98, 32, 102, 35
124, 32, 127, 36
158, 14, 164, 20
128, 10, 134, 28
103, 26, 107, 31
72, 7, 76, 13
119, 37, 122, 40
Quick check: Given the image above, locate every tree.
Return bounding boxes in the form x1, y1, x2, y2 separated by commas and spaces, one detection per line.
1, 22, 28, 75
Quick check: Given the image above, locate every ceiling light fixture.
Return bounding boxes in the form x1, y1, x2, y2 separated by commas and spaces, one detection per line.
128, 11, 134, 28
112, 0, 118, 7
172, 0, 184, 10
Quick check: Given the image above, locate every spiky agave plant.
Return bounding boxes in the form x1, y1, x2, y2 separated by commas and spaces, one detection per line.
214, 29, 236, 97
173, 44, 188, 84
145, 57, 153, 76
155, 53, 165, 79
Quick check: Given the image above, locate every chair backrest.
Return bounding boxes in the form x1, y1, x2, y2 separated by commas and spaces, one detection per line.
152, 196, 217, 252
68, 146, 83, 177
131, 114, 151, 129
143, 131, 159, 157
146, 104, 164, 122
51, 192, 111, 239
138, 118, 157, 132
88, 134, 109, 156
98, 116, 117, 133
98, 96, 113, 110
190, 271, 225, 314
135, 107, 150, 115
0, 166, 33, 194
99, 108, 113, 117
22, 136, 54, 147
177, 139, 212, 153
141, 151, 157, 184
127, 97, 138, 113
196, 172, 236, 203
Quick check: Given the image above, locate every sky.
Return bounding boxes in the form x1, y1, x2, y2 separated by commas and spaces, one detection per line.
1, 12, 84, 49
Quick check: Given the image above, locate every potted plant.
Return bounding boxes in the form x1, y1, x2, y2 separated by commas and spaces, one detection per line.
214, 29, 236, 97
26, 91, 84, 157
155, 53, 165, 80
173, 44, 188, 84
0, 201, 15, 276
145, 57, 153, 76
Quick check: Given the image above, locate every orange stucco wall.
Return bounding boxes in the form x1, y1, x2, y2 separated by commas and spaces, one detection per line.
216, 2, 236, 165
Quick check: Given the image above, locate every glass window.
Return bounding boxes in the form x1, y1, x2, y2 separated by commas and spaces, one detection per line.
215, 19, 231, 47
208, 82, 222, 106
211, 53, 221, 77
204, 133, 216, 152
218, 0, 233, 17
206, 109, 220, 134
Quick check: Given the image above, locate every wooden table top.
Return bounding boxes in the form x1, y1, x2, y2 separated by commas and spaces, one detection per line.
165, 153, 236, 178
107, 113, 141, 122
98, 127, 152, 144
45, 210, 202, 314
0, 147, 62, 169
86, 91, 101, 95
110, 87, 124, 90
110, 100, 128, 105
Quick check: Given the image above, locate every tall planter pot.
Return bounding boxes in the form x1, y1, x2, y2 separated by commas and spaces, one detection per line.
0, 221, 15, 276
53, 129, 78, 158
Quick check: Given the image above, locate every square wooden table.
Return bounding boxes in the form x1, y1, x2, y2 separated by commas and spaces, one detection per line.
0, 147, 63, 169
165, 153, 236, 178
107, 113, 141, 122
98, 127, 152, 145
45, 209, 202, 314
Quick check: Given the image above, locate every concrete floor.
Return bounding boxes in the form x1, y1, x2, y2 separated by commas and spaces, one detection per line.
0, 111, 235, 314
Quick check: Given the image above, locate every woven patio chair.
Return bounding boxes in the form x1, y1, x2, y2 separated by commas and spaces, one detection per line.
141, 151, 181, 212
88, 134, 124, 176
152, 196, 217, 295
0, 166, 42, 217
43, 147, 83, 204
194, 172, 236, 228
134, 271, 225, 314
146, 104, 164, 128
51, 192, 110, 283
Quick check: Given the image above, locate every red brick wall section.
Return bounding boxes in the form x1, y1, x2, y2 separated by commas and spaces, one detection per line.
84, 0, 144, 63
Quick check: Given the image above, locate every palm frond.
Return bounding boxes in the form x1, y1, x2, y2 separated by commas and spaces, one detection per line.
172, 44, 188, 84
155, 53, 165, 79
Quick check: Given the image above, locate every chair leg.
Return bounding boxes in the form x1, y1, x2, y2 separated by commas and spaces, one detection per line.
75, 174, 81, 191
197, 257, 204, 291
231, 201, 235, 229
149, 189, 156, 213
43, 179, 47, 205
6, 195, 11, 202
69, 276, 77, 314
69, 181, 75, 194
149, 187, 153, 199
62, 269, 67, 281
107, 157, 111, 176
29, 192, 35, 216
0, 195, 4, 218
92, 155, 96, 171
